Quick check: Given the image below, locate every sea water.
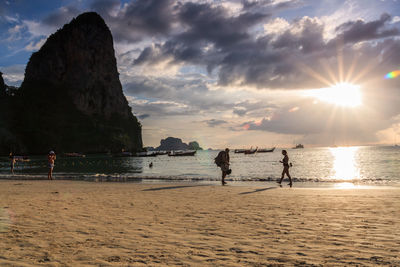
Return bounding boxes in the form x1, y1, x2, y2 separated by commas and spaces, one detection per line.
1, 146, 400, 186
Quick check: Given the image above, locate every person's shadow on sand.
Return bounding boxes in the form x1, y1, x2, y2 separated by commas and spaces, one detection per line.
142, 185, 210, 191
239, 187, 277, 195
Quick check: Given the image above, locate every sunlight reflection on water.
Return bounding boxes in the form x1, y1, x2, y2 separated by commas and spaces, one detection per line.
330, 147, 360, 181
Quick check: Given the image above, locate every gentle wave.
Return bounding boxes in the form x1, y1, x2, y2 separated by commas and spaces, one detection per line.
2, 146, 400, 185
1, 173, 398, 185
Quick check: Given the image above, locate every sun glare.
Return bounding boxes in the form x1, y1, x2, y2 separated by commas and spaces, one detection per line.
330, 146, 360, 181
308, 83, 362, 107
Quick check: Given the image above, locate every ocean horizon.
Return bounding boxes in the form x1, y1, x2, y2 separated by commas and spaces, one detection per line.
2, 145, 400, 187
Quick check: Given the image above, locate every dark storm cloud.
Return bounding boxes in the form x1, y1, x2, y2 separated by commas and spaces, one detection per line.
133, 1, 270, 70
333, 13, 399, 45
132, 0, 400, 89
272, 17, 325, 53
89, 0, 120, 16
203, 119, 228, 127
42, 6, 80, 26
131, 2, 310, 87
90, 0, 176, 42
122, 0, 175, 34
177, 2, 268, 47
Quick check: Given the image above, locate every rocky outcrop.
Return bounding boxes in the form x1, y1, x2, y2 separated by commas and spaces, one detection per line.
10, 12, 142, 154
188, 141, 203, 150
156, 137, 189, 151
22, 12, 131, 119
156, 137, 203, 151
0, 72, 5, 97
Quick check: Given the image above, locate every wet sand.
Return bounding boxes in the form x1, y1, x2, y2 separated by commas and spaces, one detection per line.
0, 180, 399, 266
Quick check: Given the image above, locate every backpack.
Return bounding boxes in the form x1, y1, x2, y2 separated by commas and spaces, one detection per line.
214, 151, 224, 167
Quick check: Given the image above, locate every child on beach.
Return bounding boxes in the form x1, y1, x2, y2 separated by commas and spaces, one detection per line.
47, 151, 56, 180
278, 150, 292, 187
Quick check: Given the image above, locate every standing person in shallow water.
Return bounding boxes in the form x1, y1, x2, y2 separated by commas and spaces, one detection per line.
47, 151, 56, 180
219, 148, 230, 186
278, 150, 292, 187
9, 153, 15, 174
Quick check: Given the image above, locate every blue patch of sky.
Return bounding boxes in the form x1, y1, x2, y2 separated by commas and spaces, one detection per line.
0, 1, 61, 67
0, 0, 93, 68
3, 0, 62, 20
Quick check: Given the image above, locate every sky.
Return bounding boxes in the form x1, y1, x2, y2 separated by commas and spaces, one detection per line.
1, 0, 400, 149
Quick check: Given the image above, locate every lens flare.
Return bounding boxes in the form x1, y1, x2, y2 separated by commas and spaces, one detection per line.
385, 70, 400, 79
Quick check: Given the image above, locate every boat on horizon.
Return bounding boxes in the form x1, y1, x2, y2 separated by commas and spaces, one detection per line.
154, 151, 168, 155
136, 151, 158, 157
168, 150, 197, 156
244, 147, 258, 154
292, 144, 304, 149
257, 147, 275, 153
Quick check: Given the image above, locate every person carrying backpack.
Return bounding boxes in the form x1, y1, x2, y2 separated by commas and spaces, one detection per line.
215, 148, 230, 186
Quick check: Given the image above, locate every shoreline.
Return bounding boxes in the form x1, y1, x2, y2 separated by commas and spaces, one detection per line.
1, 175, 400, 189
1, 180, 399, 266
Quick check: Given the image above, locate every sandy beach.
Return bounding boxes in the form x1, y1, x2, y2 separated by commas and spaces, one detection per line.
0, 181, 399, 266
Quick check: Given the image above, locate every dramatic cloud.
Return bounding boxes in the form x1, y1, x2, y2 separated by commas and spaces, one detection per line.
203, 119, 228, 127
91, 0, 177, 42
1, 0, 400, 146
132, 1, 400, 90
42, 6, 80, 27
333, 13, 399, 45
123, 75, 236, 115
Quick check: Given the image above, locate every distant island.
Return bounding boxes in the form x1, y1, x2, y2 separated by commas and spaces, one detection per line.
0, 12, 142, 154
146, 137, 203, 151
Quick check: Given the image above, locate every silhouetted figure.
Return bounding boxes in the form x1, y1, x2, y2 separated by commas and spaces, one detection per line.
149, 162, 153, 168
278, 150, 292, 187
47, 151, 56, 180
9, 153, 15, 174
215, 148, 230, 185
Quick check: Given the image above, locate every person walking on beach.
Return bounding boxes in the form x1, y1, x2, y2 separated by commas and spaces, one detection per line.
215, 148, 230, 186
9, 153, 15, 174
278, 150, 292, 187
47, 151, 56, 180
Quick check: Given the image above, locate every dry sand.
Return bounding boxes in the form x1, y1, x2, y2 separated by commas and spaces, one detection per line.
0, 180, 399, 266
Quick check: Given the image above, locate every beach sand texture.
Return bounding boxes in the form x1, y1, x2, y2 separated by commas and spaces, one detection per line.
1, 181, 399, 266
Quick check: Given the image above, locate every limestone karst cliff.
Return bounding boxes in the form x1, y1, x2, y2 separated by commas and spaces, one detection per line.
2, 12, 142, 154
155, 137, 203, 151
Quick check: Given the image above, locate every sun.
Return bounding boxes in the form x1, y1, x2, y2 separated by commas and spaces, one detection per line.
307, 83, 362, 107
